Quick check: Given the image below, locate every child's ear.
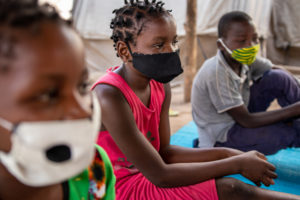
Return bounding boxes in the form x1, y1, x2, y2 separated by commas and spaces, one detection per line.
116, 41, 132, 63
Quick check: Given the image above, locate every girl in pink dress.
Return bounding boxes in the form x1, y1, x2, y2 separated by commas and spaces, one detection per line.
92, 0, 300, 199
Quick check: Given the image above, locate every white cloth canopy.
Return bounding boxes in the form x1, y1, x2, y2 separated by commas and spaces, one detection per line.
73, 0, 272, 39
271, 0, 300, 48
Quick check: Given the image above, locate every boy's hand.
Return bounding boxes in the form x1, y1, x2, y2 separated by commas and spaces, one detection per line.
237, 151, 277, 187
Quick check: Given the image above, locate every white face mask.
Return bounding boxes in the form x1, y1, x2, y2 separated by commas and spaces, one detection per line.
0, 93, 101, 187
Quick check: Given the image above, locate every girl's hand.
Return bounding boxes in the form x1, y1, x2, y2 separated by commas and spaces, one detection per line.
237, 151, 277, 187
223, 148, 244, 158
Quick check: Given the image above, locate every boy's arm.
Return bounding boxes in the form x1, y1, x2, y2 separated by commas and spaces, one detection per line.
227, 102, 300, 128
95, 84, 276, 187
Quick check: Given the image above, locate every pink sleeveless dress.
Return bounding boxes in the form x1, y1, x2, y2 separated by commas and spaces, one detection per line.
92, 67, 219, 200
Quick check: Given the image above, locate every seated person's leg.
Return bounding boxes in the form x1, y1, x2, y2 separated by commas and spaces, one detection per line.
216, 177, 300, 200
248, 69, 300, 113
215, 122, 298, 155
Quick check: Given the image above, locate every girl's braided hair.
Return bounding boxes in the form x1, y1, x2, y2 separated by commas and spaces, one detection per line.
110, 0, 171, 56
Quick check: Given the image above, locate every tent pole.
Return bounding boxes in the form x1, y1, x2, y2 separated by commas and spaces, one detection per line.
183, 0, 197, 102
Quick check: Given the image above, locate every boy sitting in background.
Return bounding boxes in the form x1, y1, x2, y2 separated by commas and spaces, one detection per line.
192, 11, 300, 155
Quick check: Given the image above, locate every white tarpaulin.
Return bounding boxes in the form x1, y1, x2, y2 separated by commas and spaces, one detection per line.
73, 0, 272, 39
195, 0, 272, 37
271, 0, 300, 48
73, 0, 188, 39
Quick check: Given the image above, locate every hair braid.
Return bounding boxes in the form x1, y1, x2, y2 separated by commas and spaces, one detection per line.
110, 0, 172, 56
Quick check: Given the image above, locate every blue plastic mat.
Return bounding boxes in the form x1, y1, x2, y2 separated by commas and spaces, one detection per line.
170, 121, 300, 195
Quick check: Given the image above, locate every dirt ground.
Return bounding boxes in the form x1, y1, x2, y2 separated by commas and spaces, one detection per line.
169, 84, 193, 135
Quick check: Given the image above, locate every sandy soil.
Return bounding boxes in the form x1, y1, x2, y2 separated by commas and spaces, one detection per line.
169, 85, 193, 135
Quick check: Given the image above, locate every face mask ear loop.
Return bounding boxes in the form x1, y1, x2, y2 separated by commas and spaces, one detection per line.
125, 41, 133, 55
124, 41, 134, 63
218, 38, 233, 54
0, 117, 14, 132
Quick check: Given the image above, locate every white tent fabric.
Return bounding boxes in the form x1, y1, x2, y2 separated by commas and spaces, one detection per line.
196, 0, 272, 37
271, 0, 300, 48
73, 0, 272, 39
40, 0, 73, 19
73, 0, 188, 39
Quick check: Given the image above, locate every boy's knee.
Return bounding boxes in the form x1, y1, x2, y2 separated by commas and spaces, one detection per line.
216, 177, 255, 200
259, 69, 297, 93
265, 69, 292, 82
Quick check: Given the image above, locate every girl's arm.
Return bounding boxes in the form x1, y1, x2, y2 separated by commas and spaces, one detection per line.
95, 84, 276, 188
159, 84, 244, 164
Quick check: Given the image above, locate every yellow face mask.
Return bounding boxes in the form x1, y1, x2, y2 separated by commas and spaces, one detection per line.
218, 39, 260, 66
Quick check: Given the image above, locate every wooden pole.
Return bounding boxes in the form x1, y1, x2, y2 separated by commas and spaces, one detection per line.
183, 0, 197, 102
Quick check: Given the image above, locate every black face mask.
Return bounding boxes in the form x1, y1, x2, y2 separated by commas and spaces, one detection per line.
127, 44, 184, 83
